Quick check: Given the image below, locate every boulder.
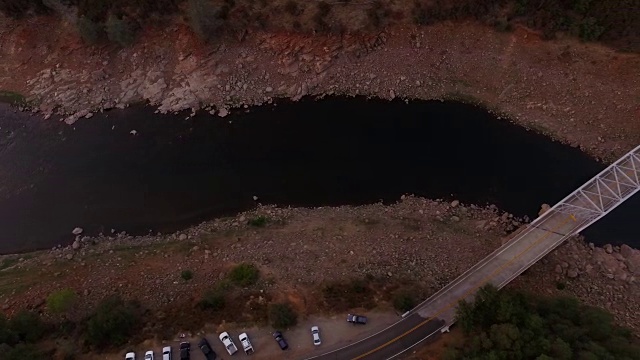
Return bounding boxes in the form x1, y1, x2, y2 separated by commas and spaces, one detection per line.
604, 244, 613, 254
538, 204, 550, 216
72, 227, 83, 235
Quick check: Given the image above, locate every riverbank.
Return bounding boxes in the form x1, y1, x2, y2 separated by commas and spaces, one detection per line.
1, 16, 639, 161
0, 197, 638, 352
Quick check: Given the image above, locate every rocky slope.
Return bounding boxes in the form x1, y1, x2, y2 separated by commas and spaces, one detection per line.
0, 197, 638, 336
0, 16, 639, 160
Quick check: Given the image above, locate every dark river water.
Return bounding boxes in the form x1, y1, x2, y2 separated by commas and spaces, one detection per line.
0, 98, 637, 254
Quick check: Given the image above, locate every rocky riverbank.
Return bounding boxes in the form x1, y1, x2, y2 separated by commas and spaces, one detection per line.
0, 197, 638, 336
1, 16, 639, 161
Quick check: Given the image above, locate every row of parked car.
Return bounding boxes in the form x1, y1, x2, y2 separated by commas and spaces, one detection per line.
125, 313, 368, 359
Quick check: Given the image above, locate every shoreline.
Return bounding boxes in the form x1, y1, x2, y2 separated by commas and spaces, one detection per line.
0, 18, 639, 161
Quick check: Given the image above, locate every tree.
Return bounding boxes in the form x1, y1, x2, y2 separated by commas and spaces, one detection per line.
106, 16, 136, 47
77, 16, 102, 44
86, 295, 141, 349
9, 310, 46, 343
47, 289, 77, 314
187, 0, 224, 42
269, 303, 297, 329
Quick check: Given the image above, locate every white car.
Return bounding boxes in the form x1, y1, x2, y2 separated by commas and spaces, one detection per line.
144, 350, 154, 360
125, 352, 135, 360
162, 346, 171, 360
219, 331, 239, 355
311, 326, 321, 346
238, 332, 254, 355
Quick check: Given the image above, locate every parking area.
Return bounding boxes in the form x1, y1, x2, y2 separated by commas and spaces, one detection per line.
111, 311, 400, 360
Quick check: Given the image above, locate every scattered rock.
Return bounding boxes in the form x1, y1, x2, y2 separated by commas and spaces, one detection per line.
130, 130, 138, 135
620, 244, 633, 259
72, 241, 80, 250
538, 204, 550, 216
218, 108, 229, 117
451, 216, 460, 222
567, 269, 578, 278
604, 244, 613, 254
178, 234, 188, 241
66, 253, 74, 260
72, 227, 83, 235
450, 200, 460, 208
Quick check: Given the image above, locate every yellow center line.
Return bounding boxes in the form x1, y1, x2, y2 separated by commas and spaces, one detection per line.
351, 215, 576, 360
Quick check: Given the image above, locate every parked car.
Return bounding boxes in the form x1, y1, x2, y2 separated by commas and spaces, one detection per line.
179, 341, 190, 360
162, 346, 172, 360
219, 332, 238, 355
125, 352, 136, 360
311, 326, 321, 346
239, 332, 255, 355
347, 314, 368, 325
198, 338, 217, 360
145, 351, 154, 360
272, 331, 289, 350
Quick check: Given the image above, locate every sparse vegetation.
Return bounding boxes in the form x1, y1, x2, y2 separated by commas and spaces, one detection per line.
228, 263, 260, 286
448, 284, 640, 359
322, 278, 376, 311
269, 302, 298, 329
46, 288, 77, 314
199, 289, 226, 311
1, 0, 638, 50
85, 295, 142, 349
105, 16, 137, 47
181, 269, 194, 281
76, 16, 102, 44
187, 0, 224, 42
248, 215, 268, 227
392, 291, 416, 313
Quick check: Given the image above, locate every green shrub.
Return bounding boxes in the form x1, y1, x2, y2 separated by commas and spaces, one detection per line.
0, 313, 18, 345
105, 16, 136, 47
393, 291, 415, 313
1, 343, 46, 360
77, 16, 102, 44
199, 290, 226, 311
228, 263, 259, 286
86, 295, 141, 349
248, 216, 268, 227
181, 269, 193, 281
9, 310, 46, 343
187, 0, 224, 42
47, 289, 77, 314
269, 303, 297, 329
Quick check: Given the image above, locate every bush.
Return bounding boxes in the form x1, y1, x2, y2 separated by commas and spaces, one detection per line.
9, 310, 46, 343
105, 16, 136, 47
269, 303, 297, 329
248, 216, 268, 227
0, 343, 46, 360
284, 0, 300, 16
86, 295, 141, 349
77, 16, 102, 44
393, 291, 415, 313
187, 0, 224, 42
47, 289, 77, 314
181, 269, 194, 281
228, 263, 259, 286
199, 290, 226, 311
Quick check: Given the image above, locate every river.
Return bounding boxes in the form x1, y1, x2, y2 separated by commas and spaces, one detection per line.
0, 97, 637, 253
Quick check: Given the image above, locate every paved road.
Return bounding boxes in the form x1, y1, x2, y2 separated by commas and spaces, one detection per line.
308, 315, 445, 360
